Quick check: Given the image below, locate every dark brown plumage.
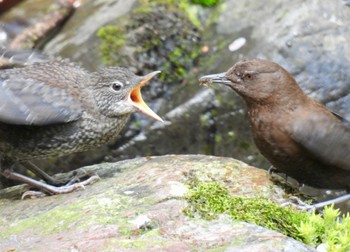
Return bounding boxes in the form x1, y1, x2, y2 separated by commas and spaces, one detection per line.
0, 59, 162, 195
200, 59, 350, 190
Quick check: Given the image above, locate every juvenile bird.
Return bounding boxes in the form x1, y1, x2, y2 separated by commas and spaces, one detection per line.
0, 59, 163, 195
200, 59, 350, 207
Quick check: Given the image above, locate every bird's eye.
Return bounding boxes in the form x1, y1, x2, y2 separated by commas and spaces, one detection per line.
245, 73, 252, 79
111, 81, 123, 92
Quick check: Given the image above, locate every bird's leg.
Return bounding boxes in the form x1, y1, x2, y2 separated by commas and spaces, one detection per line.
0, 159, 100, 198
282, 194, 350, 212
1, 168, 99, 197
21, 161, 61, 185
22, 161, 87, 186
268, 166, 302, 190
268, 166, 289, 185
268, 166, 287, 179
309, 194, 350, 210
269, 168, 350, 212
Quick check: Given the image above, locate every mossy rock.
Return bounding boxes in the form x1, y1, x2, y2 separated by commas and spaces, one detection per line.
96, 1, 202, 89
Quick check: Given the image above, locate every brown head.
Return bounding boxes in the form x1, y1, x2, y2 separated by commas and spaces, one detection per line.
199, 59, 305, 106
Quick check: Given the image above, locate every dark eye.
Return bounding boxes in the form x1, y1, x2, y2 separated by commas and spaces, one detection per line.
245, 73, 252, 79
111, 81, 123, 92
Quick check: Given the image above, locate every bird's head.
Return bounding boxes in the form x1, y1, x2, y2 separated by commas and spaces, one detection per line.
199, 59, 300, 104
92, 67, 163, 122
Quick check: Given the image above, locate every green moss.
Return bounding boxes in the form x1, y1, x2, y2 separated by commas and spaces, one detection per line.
184, 181, 350, 251
139, 20, 201, 82
96, 25, 125, 66
297, 207, 350, 251
132, 121, 142, 129
143, 228, 161, 237
214, 134, 222, 143
1, 201, 85, 238
191, 0, 220, 7
96, 1, 202, 86
239, 141, 253, 151
140, 0, 204, 27
117, 239, 149, 249
106, 229, 165, 250
184, 182, 307, 240
119, 226, 136, 236
0, 191, 138, 238
115, 237, 166, 250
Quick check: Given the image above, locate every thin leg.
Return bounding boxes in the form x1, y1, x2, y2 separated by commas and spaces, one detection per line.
1, 168, 99, 196
282, 194, 350, 212
311, 194, 350, 210
22, 161, 84, 186
268, 166, 288, 181
268, 166, 301, 189
268, 167, 350, 211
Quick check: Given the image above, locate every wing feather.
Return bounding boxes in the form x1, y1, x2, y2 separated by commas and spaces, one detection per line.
292, 112, 350, 170
0, 62, 84, 125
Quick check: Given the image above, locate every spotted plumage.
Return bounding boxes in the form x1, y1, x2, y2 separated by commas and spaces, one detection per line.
0, 59, 161, 194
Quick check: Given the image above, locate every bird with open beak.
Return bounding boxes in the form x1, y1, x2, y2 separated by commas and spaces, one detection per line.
0, 59, 163, 196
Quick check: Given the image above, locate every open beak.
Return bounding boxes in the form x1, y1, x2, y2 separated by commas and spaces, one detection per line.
199, 72, 232, 87
129, 71, 164, 122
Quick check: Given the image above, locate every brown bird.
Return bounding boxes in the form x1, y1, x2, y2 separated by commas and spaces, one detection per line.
199, 59, 350, 195
0, 59, 162, 195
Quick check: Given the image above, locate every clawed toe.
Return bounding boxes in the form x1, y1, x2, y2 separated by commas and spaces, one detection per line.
17, 172, 101, 199
281, 196, 315, 212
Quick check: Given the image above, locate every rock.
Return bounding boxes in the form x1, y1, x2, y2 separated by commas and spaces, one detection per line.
0, 0, 73, 49
44, 0, 137, 69
0, 155, 315, 251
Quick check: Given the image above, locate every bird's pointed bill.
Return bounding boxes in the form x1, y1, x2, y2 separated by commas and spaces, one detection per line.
129, 71, 163, 122
199, 72, 231, 87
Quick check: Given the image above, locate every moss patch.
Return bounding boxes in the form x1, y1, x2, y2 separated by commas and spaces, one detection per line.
191, 0, 220, 7
1, 200, 89, 238
96, 0, 202, 86
96, 25, 125, 66
297, 207, 350, 251
0, 188, 150, 239
184, 181, 350, 251
184, 181, 307, 240
104, 229, 166, 250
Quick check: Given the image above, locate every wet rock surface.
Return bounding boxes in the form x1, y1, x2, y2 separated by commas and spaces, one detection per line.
0, 155, 315, 252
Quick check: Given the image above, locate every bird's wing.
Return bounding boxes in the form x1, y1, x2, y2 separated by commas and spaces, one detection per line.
0, 77, 83, 125
291, 112, 350, 170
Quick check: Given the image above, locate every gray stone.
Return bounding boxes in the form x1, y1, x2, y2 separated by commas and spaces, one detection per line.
0, 155, 315, 252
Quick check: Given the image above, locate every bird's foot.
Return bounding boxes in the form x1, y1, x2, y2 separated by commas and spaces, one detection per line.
2, 168, 100, 198
23, 161, 91, 186
282, 194, 350, 212
48, 168, 90, 186
281, 196, 315, 212
268, 166, 288, 183
21, 190, 47, 199
21, 173, 100, 199
268, 166, 301, 190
